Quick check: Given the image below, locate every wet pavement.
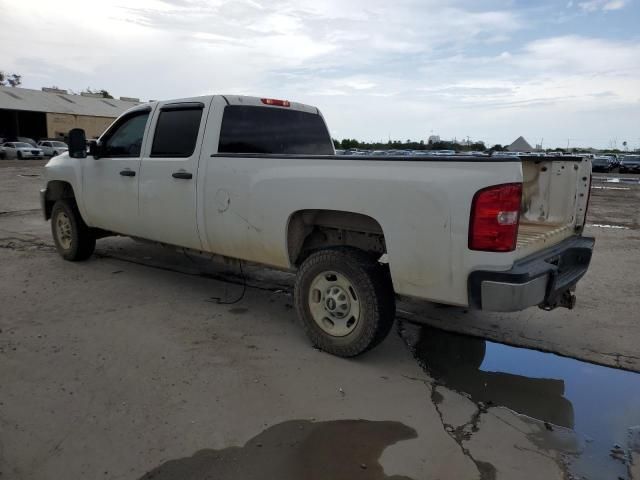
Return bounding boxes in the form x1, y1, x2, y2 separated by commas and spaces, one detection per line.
2, 161, 640, 480
400, 322, 640, 479
139, 420, 417, 480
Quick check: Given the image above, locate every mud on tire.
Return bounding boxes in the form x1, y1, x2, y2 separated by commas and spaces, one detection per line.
51, 199, 96, 261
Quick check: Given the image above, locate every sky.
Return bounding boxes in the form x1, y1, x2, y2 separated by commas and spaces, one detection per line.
0, 0, 639, 148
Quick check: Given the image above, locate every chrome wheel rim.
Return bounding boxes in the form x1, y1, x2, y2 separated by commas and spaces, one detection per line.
55, 212, 73, 250
308, 271, 360, 337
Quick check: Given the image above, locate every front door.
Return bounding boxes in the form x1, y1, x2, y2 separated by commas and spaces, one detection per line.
138, 100, 209, 250
82, 107, 152, 235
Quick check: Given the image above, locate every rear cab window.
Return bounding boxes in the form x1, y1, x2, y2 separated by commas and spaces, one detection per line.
151, 103, 204, 157
218, 106, 334, 155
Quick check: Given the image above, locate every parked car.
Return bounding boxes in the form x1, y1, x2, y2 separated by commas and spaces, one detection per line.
591, 156, 614, 173
433, 149, 456, 156
38, 140, 69, 157
600, 154, 619, 168
1, 142, 44, 159
619, 155, 640, 174
15, 137, 38, 148
41, 94, 594, 357
492, 151, 520, 157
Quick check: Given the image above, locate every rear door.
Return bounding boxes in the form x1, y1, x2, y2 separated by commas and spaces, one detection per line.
138, 100, 210, 250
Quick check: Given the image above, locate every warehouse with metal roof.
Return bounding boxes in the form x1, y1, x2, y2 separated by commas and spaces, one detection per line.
0, 86, 142, 141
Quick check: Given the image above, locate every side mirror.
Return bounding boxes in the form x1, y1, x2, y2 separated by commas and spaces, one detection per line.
88, 140, 100, 158
68, 128, 87, 159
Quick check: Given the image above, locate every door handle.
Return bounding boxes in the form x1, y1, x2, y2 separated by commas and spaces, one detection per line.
120, 169, 136, 177
172, 171, 193, 179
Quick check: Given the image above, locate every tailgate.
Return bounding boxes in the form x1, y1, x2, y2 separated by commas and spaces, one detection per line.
516, 156, 591, 258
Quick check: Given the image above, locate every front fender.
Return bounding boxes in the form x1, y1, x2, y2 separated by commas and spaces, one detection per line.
43, 153, 89, 223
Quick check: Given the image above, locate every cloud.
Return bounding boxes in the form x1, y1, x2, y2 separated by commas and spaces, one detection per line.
577, 0, 628, 12
0, 0, 638, 147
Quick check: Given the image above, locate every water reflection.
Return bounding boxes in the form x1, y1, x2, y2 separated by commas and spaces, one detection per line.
399, 321, 640, 480
402, 323, 574, 429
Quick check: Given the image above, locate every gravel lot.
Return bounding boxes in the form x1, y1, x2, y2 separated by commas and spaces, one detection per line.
1, 159, 639, 480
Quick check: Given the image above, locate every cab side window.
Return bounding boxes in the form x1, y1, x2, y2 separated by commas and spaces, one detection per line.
103, 111, 150, 157
150, 105, 203, 157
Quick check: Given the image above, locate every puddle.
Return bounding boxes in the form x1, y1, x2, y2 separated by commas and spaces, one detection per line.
399, 323, 640, 480
139, 419, 416, 480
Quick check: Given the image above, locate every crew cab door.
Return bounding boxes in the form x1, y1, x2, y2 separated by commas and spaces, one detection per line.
82, 107, 152, 235
138, 100, 209, 250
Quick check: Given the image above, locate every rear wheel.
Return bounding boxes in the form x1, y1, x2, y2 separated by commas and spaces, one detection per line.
51, 200, 95, 261
17, 151, 23, 160
294, 247, 395, 357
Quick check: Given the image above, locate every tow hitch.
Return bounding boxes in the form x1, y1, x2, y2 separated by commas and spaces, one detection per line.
539, 289, 577, 311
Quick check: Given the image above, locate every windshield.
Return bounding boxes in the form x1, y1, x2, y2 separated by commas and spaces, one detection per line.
51, 141, 68, 147
14, 142, 33, 148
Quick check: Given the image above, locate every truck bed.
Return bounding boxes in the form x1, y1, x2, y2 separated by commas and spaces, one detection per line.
517, 222, 573, 249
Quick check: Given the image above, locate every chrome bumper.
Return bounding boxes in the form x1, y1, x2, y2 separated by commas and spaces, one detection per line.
468, 235, 595, 312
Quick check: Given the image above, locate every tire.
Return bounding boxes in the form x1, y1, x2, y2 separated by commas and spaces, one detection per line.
51, 199, 96, 261
294, 247, 395, 357
53, 151, 58, 156
17, 151, 23, 160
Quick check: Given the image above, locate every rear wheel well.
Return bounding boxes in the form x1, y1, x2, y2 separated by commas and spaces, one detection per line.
44, 181, 76, 220
287, 209, 386, 266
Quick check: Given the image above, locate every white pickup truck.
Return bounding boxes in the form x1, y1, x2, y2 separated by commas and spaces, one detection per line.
41, 95, 595, 357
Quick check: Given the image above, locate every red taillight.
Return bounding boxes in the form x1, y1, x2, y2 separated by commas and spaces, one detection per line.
261, 98, 290, 107
469, 183, 522, 252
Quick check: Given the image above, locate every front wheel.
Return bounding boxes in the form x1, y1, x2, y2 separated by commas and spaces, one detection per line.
51, 200, 96, 261
294, 248, 396, 357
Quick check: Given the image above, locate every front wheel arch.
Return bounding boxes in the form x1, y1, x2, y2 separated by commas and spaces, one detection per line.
43, 181, 76, 220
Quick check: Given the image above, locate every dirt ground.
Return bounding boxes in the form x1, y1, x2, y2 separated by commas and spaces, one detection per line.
1, 159, 639, 480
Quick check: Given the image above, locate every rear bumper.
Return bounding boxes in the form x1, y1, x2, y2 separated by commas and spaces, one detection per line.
468, 235, 595, 312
